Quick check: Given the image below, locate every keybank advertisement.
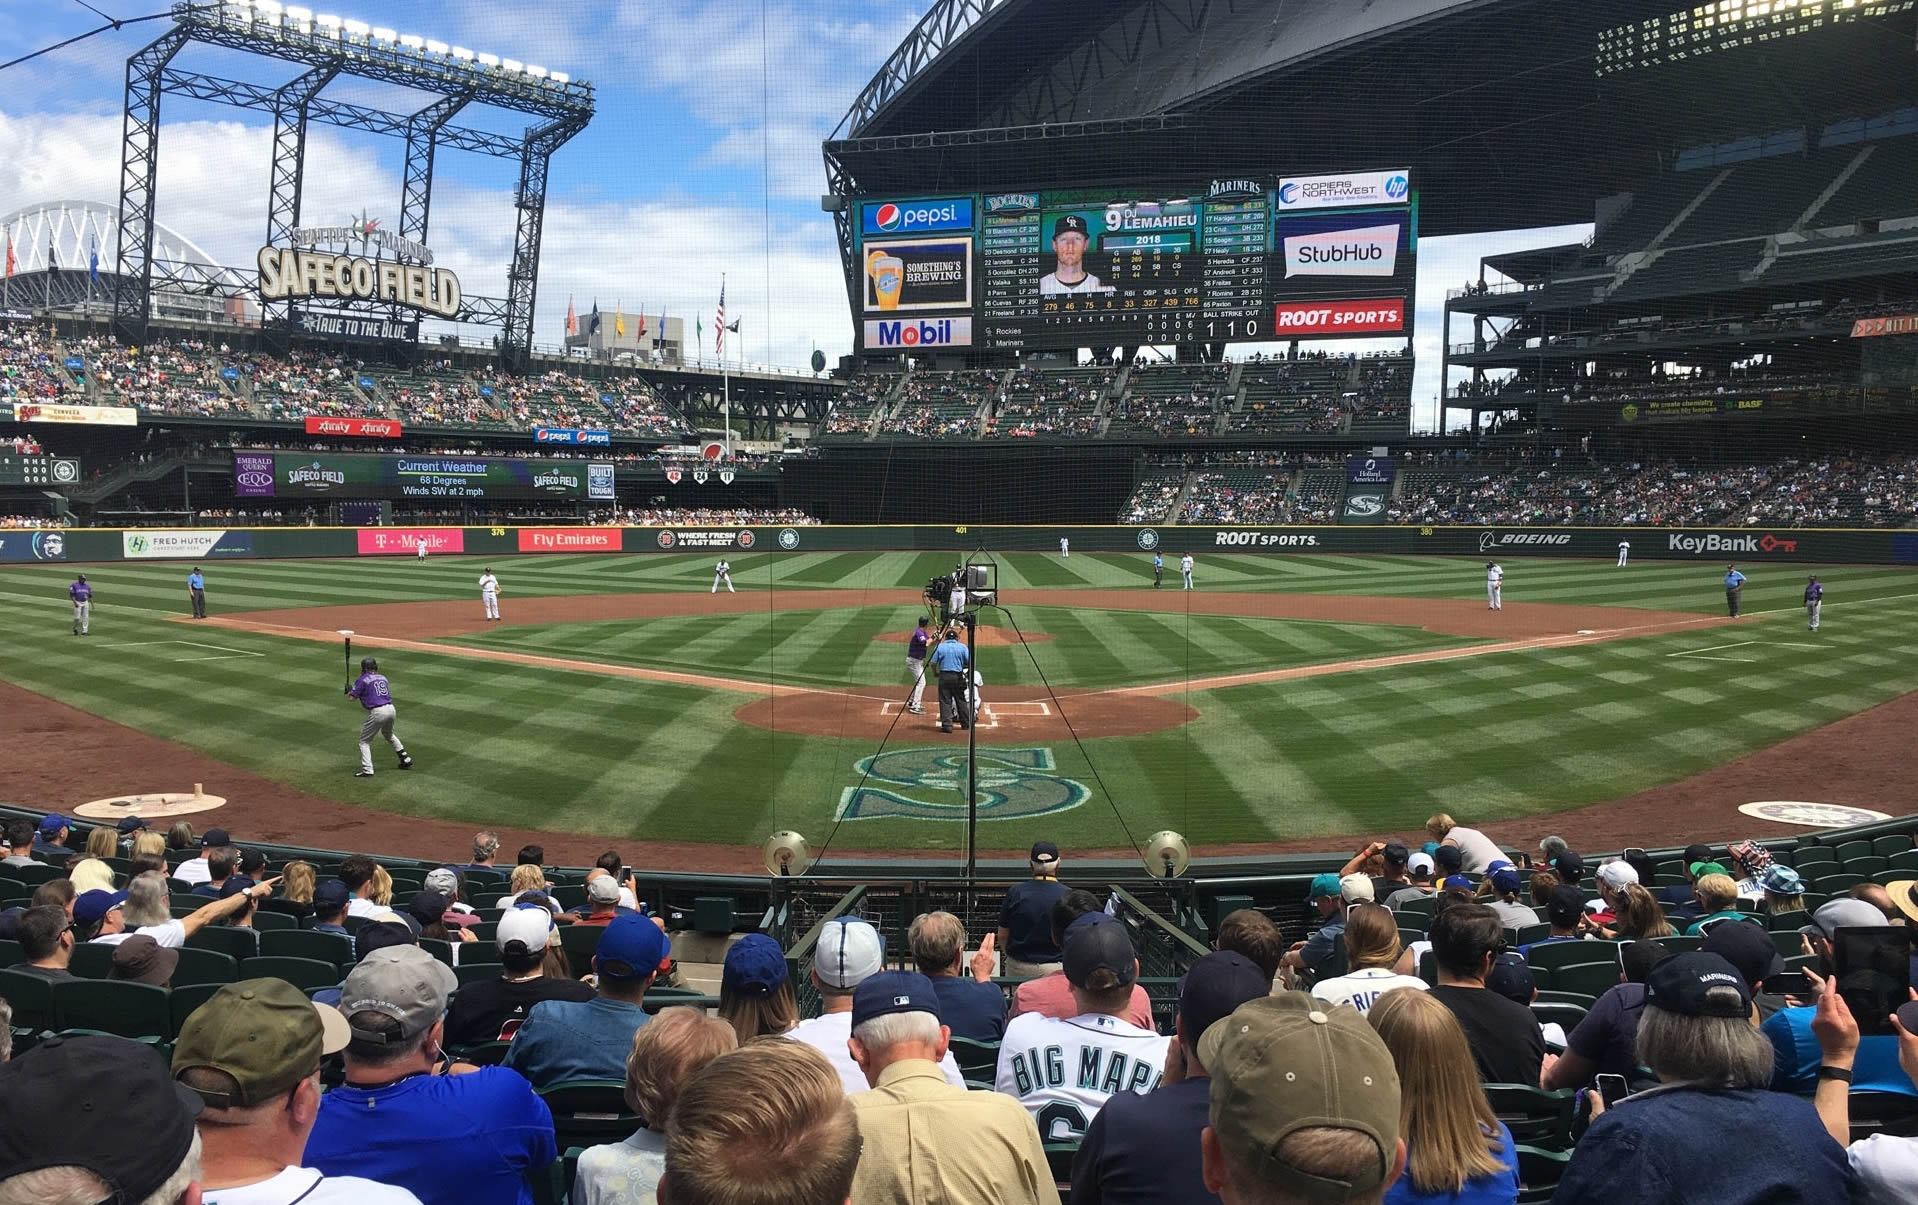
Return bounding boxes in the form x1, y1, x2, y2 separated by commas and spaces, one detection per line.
122, 530, 254, 559
232, 452, 615, 501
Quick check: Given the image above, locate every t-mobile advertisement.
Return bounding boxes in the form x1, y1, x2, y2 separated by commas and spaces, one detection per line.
356, 528, 465, 556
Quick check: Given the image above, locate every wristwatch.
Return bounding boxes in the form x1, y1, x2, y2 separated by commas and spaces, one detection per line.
1816, 1065, 1854, 1084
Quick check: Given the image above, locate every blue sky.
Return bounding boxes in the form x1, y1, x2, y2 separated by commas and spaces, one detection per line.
0, 0, 1586, 430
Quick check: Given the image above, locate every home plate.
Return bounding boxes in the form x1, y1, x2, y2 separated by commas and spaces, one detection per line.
74, 784, 227, 821
1737, 801, 1891, 828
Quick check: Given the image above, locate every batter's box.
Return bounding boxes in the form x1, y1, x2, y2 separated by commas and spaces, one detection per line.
878, 700, 1051, 729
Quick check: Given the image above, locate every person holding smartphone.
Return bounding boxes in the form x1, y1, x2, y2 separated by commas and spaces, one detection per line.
1808, 969, 1918, 1201
1762, 899, 1918, 1099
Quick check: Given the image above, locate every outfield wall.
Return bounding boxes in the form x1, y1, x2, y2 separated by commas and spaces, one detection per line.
8, 522, 1918, 564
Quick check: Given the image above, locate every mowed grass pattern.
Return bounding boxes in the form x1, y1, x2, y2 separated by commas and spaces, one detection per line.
0, 552, 1914, 850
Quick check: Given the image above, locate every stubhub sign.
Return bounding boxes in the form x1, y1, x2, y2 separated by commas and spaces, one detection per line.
861, 198, 974, 235
865, 317, 973, 348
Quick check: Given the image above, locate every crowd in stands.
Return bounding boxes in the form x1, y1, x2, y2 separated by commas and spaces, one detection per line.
7, 812, 1917, 1205
987, 368, 1112, 438
0, 512, 68, 527
823, 378, 896, 435
0, 325, 84, 402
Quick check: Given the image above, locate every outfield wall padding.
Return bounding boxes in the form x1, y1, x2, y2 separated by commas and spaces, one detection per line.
13, 523, 1918, 564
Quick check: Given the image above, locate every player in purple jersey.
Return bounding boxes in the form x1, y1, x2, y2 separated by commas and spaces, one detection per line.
345, 657, 413, 777
68, 574, 92, 635
905, 616, 931, 714
1804, 576, 1823, 632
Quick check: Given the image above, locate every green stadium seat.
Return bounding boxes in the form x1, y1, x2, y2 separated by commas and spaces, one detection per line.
1531, 1001, 1588, 1034
551, 885, 587, 910
418, 938, 456, 967
260, 929, 354, 971
450, 1040, 512, 1066
1483, 1085, 1575, 1150
1834, 840, 1873, 864
1656, 935, 1702, 953
1769, 910, 1812, 934
1515, 1145, 1573, 1205
1888, 851, 1918, 874
68, 942, 115, 979
1525, 940, 1618, 972
185, 926, 260, 963
251, 910, 298, 932
559, 924, 604, 963
0, 940, 22, 969
54, 979, 171, 1040
1397, 926, 1426, 947
1844, 856, 1889, 877
241, 956, 341, 993
1872, 835, 1915, 859
1553, 963, 1620, 1001
0, 968, 61, 1031
1791, 847, 1838, 868
641, 993, 719, 1014
1043, 1143, 1079, 1188
1394, 896, 1438, 922
1514, 923, 1554, 948
461, 940, 503, 965
1815, 872, 1867, 893
454, 962, 501, 988
949, 1036, 1000, 1084
170, 900, 202, 919
169, 982, 225, 1036
10, 864, 66, 887
171, 947, 240, 987
539, 1080, 641, 1152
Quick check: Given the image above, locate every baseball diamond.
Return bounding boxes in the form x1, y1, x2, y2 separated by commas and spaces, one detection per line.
0, 543, 1913, 868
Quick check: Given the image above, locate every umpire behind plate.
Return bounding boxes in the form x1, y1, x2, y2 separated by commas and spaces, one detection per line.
345, 657, 414, 778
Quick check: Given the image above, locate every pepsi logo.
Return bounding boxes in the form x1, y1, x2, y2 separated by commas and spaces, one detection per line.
874, 203, 901, 231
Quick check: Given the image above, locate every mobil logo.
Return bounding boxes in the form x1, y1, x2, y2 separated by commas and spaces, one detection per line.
1384, 173, 1410, 200
865, 317, 973, 348
862, 197, 974, 235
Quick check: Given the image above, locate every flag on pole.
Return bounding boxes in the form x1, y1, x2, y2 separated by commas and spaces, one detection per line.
696, 316, 703, 345
615, 304, 625, 339
89, 240, 99, 284
715, 281, 726, 356
5, 234, 13, 278
587, 300, 601, 335
565, 296, 578, 336
47, 241, 56, 271
637, 308, 646, 337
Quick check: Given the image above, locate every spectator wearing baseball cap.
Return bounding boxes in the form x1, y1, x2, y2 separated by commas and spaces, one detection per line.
1761, 898, 1918, 1099
1384, 852, 1439, 910
504, 913, 667, 1091
1700, 917, 1791, 1018
1200, 992, 1407, 1203
0, 1034, 206, 1203
844, 970, 1060, 1204
311, 879, 352, 935
173, 826, 230, 887
30, 814, 73, 865
1520, 886, 1592, 956
305, 946, 556, 1204
996, 913, 1171, 1135
1281, 873, 1354, 982
73, 887, 129, 942
171, 978, 421, 1204
569, 873, 626, 927
1072, 952, 1277, 1204
1554, 953, 1850, 1205
789, 918, 966, 1094
998, 840, 1072, 980
444, 906, 596, 1047
1550, 850, 1585, 886
1482, 865, 1539, 930
1368, 987, 1520, 1204
1012, 889, 1156, 1030
1428, 903, 1546, 1086
1654, 847, 1721, 922
716, 932, 799, 1044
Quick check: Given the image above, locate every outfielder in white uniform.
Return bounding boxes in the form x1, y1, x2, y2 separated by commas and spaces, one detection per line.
1059, 536, 1069, 557
1617, 540, 1630, 568
994, 914, 1169, 1144
416, 537, 428, 561
479, 569, 501, 621
712, 560, 735, 593
1180, 554, 1194, 590
1486, 560, 1504, 609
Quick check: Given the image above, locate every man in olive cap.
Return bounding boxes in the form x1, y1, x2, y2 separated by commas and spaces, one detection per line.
173, 977, 422, 1201
1200, 993, 1406, 1203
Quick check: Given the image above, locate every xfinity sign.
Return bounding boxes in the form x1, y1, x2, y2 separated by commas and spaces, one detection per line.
862, 198, 975, 235
865, 317, 973, 348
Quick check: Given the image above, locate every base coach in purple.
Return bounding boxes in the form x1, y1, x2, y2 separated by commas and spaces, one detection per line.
346, 657, 414, 778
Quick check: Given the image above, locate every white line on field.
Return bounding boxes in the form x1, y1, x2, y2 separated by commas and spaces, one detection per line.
168, 653, 261, 663
1668, 641, 1759, 656
1675, 655, 1757, 663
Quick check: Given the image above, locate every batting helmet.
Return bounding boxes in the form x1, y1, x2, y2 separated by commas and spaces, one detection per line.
360, 657, 379, 673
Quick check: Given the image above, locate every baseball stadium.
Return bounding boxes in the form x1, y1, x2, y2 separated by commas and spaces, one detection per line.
2, 1, 1918, 1199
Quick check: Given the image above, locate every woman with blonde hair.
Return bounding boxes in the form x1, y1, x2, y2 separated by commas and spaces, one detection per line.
370, 864, 393, 907
1597, 883, 1674, 940
1311, 903, 1428, 1015
1685, 873, 1745, 935
1369, 988, 1519, 1204
131, 830, 167, 860
84, 826, 117, 861
165, 821, 195, 851
506, 862, 549, 903
572, 1007, 738, 1204
263, 861, 317, 920
67, 857, 116, 894
1758, 865, 1807, 916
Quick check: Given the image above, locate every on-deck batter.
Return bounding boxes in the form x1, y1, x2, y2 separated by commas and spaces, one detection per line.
346, 657, 413, 777
905, 617, 930, 715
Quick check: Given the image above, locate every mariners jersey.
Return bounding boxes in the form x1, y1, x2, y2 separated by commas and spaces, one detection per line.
994, 1011, 1170, 1143
1487, 564, 1503, 584
479, 574, 498, 593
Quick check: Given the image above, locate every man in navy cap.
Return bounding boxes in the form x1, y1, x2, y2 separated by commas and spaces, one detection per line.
30, 814, 71, 865
174, 826, 231, 887
504, 912, 668, 1090
998, 840, 1072, 981
1040, 214, 1113, 296
845, 970, 1060, 1204
1071, 950, 1272, 1204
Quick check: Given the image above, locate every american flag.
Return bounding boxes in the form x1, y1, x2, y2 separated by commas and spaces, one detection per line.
715, 282, 727, 356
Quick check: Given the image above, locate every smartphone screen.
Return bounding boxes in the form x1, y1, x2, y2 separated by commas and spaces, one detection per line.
1766, 970, 1814, 997
1833, 926, 1914, 1036
1595, 1074, 1629, 1108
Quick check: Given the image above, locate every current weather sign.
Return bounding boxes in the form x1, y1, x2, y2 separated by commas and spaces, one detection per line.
232, 452, 615, 501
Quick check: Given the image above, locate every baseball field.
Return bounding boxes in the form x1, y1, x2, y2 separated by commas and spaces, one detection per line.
1, 548, 1914, 869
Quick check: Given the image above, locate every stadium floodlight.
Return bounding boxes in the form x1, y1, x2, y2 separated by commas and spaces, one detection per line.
285, 5, 311, 19
500, 58, 524, 73
425, 39, 449, 55
476, 51, 500, 66
341, 17, 368, 36
525, 65, 548, 79
451, 46, 475, 62
399, 34, 425, 50
549, 71, 569, 84
371, 26, 397, 42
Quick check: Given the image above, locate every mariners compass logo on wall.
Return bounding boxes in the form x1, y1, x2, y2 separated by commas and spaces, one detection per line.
778, 528, 802, 550
1136, 528, 1160, 550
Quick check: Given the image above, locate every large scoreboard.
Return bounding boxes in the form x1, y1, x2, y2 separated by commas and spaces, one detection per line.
853, 170, 1416, 353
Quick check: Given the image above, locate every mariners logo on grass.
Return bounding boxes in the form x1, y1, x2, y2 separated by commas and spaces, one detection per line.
1136, 529, 1159, 550
835, 747, 1090, 821
778, 527, 801, 550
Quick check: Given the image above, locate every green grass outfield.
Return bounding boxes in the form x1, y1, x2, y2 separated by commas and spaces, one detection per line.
1, 551, 1914, 853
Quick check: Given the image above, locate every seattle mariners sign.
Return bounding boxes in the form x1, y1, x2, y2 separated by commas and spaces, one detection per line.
835, 747, 1090, 821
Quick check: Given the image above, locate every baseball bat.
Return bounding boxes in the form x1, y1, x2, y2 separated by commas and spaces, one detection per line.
338, 629, 355, 690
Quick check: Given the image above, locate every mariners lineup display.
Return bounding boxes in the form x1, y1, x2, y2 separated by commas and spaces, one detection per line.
854, 169, 1417, 352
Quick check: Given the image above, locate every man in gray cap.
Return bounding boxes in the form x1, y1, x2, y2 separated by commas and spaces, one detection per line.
1200, 992, 1406, 1203
304, 946, 556, 1203
1761, 897, 1917, 1098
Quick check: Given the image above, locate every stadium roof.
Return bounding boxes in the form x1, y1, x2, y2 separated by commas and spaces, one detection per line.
831, 0, 1918, 238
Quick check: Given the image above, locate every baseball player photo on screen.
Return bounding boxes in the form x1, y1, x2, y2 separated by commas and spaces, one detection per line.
1039, 214, 1115, 296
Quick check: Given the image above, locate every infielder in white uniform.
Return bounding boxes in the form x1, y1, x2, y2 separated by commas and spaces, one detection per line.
712, 559, 735, 593
1617, 540, 1630, 567
948, 577, 966, 621
1486, 560, 1504, 609
995, 914, 1168, 1143
1180, 554, 1194, 590
416, 537, 428, 561
1059, 536, 1069, 557
478, 568, 501, 621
